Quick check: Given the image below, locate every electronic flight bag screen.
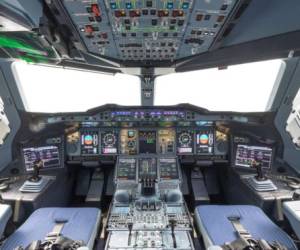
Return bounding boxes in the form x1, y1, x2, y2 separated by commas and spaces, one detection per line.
23, 146, 60, 171
235, 144, 273, 169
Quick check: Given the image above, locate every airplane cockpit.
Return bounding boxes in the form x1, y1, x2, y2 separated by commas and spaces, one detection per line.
1, 1, 300, 250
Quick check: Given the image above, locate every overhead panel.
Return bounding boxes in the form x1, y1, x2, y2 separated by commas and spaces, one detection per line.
62, 0, 238, 61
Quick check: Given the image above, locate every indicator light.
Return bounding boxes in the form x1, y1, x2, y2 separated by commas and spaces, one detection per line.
182, 2, 189, 9
126, 2, 132, 9
91, 4, 101, 17
167, 2, 173, 9
110, 3, 117, 9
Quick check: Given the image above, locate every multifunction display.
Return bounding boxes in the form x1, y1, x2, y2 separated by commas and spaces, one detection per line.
195, 130, 214, 154
23, 146, 60, 171
177, 130, 194, 154
101, 131, 118, 154
139, 131, 157, 154
117, 158, 137, 180
81, 130, 99, 155
159, 158, 179, 180
235, 145, 273, 169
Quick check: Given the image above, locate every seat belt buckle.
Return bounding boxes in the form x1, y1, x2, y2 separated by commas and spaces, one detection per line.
45, 232, 62, 241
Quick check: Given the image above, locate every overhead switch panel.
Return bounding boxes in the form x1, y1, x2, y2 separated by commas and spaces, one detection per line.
62, 0, 239, 61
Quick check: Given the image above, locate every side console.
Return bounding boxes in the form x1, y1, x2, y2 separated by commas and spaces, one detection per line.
106, 156, 194, 250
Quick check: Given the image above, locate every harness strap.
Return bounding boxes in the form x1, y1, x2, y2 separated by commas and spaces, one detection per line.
46, 221, 67, 240
228, 216, 252, 240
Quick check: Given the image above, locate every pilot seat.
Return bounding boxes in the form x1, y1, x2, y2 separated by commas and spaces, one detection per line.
2, 207, 101, 250
195, 205, 297, 250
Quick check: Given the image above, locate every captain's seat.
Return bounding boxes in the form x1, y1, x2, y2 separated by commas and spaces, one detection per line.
2, 207, 101, 250
195, 205, 297, 250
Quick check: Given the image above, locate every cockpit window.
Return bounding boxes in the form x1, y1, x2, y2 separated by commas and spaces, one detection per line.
155, 60, 282, 112
13, 62, 140, 113
0, 96, 10, 145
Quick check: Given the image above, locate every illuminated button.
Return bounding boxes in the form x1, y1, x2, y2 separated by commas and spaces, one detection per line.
126, 2, 132, 9
129, 10, 141, 17
110, 3, 117, 9
91, 4, 101, 16
182, 2, 189, 9
158, 10, 169, 17
172, 10, 184, 17
167, 2, 174, 9
115, 10, 126, 17
85, 25, 94, 34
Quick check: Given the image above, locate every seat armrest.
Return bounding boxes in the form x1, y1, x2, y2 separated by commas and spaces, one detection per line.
283, 200, 300, 239
0, 204, 12, 237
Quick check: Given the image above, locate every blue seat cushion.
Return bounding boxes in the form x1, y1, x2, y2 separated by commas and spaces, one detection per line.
3, 207, 100, 250
196, 205, 297, 250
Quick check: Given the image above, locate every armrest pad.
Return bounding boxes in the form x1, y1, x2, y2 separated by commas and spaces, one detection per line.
283, 200, 300, 238
0, 204, 12, 237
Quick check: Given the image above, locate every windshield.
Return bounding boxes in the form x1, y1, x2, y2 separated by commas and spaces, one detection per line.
13, 62, 140, 113
14, 60, 282, 113
155, 60, 282, 112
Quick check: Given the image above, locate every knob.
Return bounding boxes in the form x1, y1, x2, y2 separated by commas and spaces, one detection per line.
293, 189, 300, 200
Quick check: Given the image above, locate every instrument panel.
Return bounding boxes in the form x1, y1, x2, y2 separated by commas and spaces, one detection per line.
116, 157, 179, 181
66, 126, 229, 160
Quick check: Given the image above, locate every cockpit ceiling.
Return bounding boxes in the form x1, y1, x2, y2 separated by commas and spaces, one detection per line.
1, 0, 300, 72
61, 0, 239, 62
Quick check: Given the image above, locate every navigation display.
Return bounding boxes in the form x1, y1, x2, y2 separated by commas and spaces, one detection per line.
139, 131, 157, 154
235, 144, 273, 169
81, 131, 99, 155
177, 130, 194, 154
196, 130, 214, 154
23, 146, 60, 171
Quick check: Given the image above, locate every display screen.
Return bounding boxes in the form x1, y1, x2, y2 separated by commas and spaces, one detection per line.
120, 129, 138, 155
117, 158, 137, 180
177, 130, 194, 154
23, 146, 60, 171
235, 144, 273, 169
196, 130, 214, 154
139, 158, 157, 179
139, 131, 157, 154
159, 158, 179, 179
81, 131, 99, 155
101, 131, 118, 154
158, 129, 175, 154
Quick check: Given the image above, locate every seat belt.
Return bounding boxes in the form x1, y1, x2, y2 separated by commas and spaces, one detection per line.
228, 216, 253, 241
46, 220, 67, 240
221, 216, 288, 250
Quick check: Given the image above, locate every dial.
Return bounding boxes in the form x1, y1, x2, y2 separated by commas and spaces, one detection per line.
179, 132, 192, 146
103, 133, 116, 146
